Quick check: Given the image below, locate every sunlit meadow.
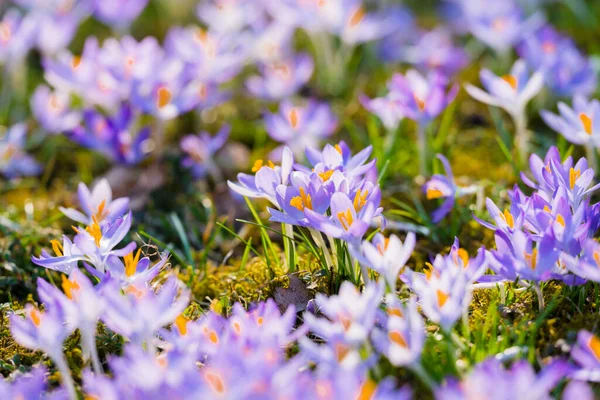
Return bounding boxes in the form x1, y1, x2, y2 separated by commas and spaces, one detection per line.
1, 0, 600, 398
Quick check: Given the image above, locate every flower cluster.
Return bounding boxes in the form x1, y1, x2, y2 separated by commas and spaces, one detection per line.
477, 147, 600, 299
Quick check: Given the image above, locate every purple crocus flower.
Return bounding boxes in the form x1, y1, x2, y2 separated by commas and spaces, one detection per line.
521, 148, 600, 208
37, 270, 105, 373
424, 154, 456, 223
265, 99, 337, 160
458, 0, 544, 53
130, 57, 202, 120
101, 275, 190, 347
360, 94, 404, 131
181, 124, 230, 180
16, 0, 88, 56
436, 357, 569, 400
353, 232, 416, 289
303, 141, 376, 180
465, 59, 544, 123
571, 330, 600, 382
197, 0, 266, 34
92, 0, 149, 29
489, 229, 559, 282
97, 35, 163, 94
268, 175, 331, 227
372, 295, 424, 367
9, 301, 77, 399
408, 250, 475, 331
0, 9, 36, 69
69, 103, 151, 165
31, 85, 81, 134
165, 27, 246, 84
246, 54, 314, 101
564, 239, 600, 283
302, 281, 383, 352
227, 147, 294, 205
387, 28, 469, 77
59, 178, 130, 226
0, 366, 48, 400
563, 381, 594, 400
305, 189, 382, 246
0, 123, 41, 178
103, 251, 168, 288
32, 212, 137, 274
317, 2, 406, 46
520, 25, 596, 97
541, 96, 600, 147
388, 70, 458, 124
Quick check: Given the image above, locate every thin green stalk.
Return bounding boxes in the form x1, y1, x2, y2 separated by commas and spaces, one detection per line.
410, 363, 437, 392
54, 353, 77, 400
586, 143, 597, 174
417, 123, 427, 176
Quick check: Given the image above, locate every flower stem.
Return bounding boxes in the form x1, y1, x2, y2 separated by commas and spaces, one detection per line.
54, 353, 77, 400
417, 123, 428, 176
586, 143, 598, 174
410, 363, 437, 392
533, 282, 545, 313
310, 229, 335, 272
514, 112, 530, 167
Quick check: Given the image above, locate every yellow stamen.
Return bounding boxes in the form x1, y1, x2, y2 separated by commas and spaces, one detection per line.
542, 41, 556, 53
174, 315, 188, 335
86, 216, 103, 247
157, 86, 171, 109
377, 237, 390, 255
594, 251, 600, 267
49, 95, 60, 110
251, 159, 263, 172
414, 94, 426, 111
348, 6, 366, 27
0, 23, 11, 43
207, 329, 219, 344
29, 308, 41, 327
388, 331, 408, 348
502, 75, 518, 90
387, 307, 403, 318
501, 208, 514, 229
353, 189, 368, 211
543, 205, 551, 213
588, 334, 600, 360
525, 248, 538, 270
51, 239, 64, 257
424, 262, 434, 280
556, 214, 565, 227
94, 199, 108, 222
205, 371, 226, 394
335, 144, 343, 154
569, 168, 580, 190
335, 343, 350, 362
289, 196, 304, 211
61, 275, 80, 300
437, 290, 449, 308
454, 248, 469, 268
337, 208, 354, 230
580, 113, 593, 135
492, 18, 507, 31
426, 188, 444, 200
71, 56, 82, 70
318, 170, 334, 181
356, 379, 377, 400
124, 284, 145, 298
124, 248, 142, 277
288, 108, 299, 128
